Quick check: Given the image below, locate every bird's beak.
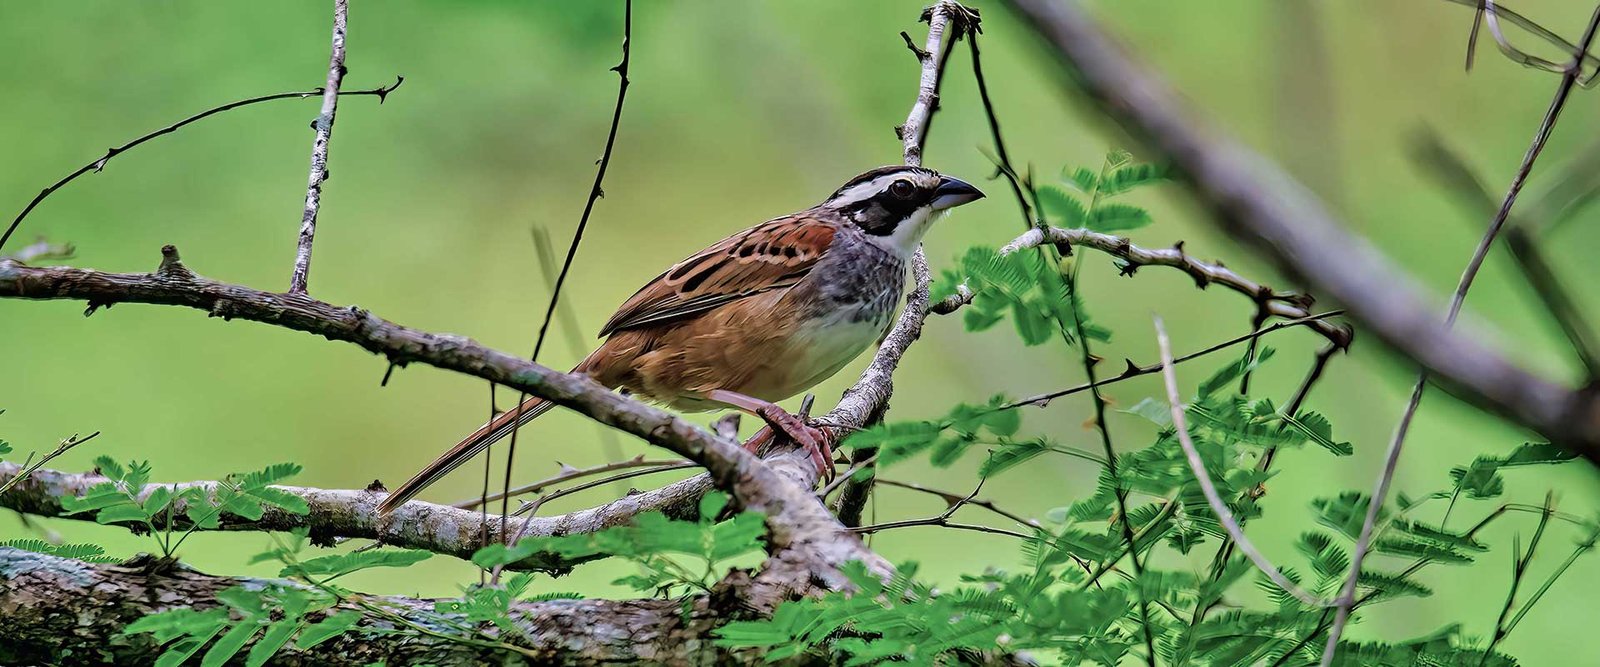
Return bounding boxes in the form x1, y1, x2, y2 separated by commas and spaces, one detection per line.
930, 176, 985, 210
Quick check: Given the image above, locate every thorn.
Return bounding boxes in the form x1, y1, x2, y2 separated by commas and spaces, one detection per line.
366, 479, 387, 493
1123, 359, 1141, 376
380, 361, 398, 387
1086, 353, 1103, 368
557, 462, 580, 475
156, 244, 192, 279
337, 64, 348, 78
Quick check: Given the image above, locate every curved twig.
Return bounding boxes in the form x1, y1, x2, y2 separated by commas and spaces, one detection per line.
0, 77, 402, 254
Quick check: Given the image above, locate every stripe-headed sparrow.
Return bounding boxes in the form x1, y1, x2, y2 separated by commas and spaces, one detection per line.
377, 166, 983, 513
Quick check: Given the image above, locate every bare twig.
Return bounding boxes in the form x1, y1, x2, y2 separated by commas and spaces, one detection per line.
999, 312, 1344, 411
1154, 315, 1331, 608
289, 0, 350, 294
0, 432, 100, 498
1411, 129, 1600, 379
0, 78, 401, 254
875, 477, 1040, 529
831, 0, 974, 529
1446, 0, 1600, 77
1479, 493, 1555, 665
1003, 0, 1600, 462
1323, 8, 1600, 662
455, 455, 686, 510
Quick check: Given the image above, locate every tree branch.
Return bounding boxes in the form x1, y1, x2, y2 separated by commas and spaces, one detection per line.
1002, 0, 1600, 462
831, 0, 975, 530
0, 451, 818, 574
0, 547, 766, 666
0, 246, 881, 584
289, 0, 350, 294
1002, 226, 1352, 348
0, 78, 401, 255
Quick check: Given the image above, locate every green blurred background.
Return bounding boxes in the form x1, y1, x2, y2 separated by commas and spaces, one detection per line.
4, 0, 1600, 662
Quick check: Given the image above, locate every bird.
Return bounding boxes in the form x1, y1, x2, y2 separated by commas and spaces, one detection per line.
376, 165, 983, 514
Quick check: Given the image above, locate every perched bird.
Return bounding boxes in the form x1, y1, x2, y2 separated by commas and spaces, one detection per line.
376, 166, 983, 514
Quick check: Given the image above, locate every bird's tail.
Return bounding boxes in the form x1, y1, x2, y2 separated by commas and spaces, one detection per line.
376, 393, 558, 515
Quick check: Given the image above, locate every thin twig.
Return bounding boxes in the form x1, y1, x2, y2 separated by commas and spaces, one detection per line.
0, 78, 400, 254
1322, 9, 1600, 663
498, 0, 633, 555
0, 432, 101, 498
999, 312, 1344, 411
532, 227, 629, 483
1410, 129, 1600, 379
1478, 492, 1554, 665
289, 0, 349, 294
1153, 316, 1331, 608
875, 478, 1040, 530
455, 456, 685, 510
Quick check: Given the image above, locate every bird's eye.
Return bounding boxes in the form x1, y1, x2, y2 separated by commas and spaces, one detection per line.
888, 180, 915, 200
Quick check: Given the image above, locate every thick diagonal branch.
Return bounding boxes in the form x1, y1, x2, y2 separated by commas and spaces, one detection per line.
1002, 0, 1600, 461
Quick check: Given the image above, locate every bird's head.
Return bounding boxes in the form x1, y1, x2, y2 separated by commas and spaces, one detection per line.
819, 166, 984, 254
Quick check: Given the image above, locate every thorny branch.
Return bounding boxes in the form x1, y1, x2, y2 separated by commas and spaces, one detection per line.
289, 0, 350, 294
1002, 227, 1352, 348
0, 78, 401, 254
497, 0, 635, 539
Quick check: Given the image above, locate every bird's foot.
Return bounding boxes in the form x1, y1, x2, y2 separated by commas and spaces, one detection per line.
708, 390, 835, 483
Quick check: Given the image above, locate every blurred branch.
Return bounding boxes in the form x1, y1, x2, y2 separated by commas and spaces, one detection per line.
289, 0, 349, 294
1002, 0, 1600, 463
1002, 226, 1353, 348
0, 238, 74, 264
831, 0, 976, 529
0, 78, 402, 254
0, 431, 100, 498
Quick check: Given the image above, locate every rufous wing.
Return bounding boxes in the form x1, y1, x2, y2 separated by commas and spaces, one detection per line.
598, 215, 838, 336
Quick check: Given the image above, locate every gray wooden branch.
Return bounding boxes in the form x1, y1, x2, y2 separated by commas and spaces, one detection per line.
289, 0, 349, 294
0, 451, 816, 573
1001, 226, 1352, 348
0, 247, 882, 584
1003, 0, 1600, 462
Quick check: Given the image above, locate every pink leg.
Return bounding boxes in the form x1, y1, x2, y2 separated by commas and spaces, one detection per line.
707, 389, 833, 481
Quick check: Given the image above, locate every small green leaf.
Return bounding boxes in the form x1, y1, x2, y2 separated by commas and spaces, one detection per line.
1086, 203, 1152, 233
1037, 186, 1087, 227
96, 504, 153, 525
1063, 166, 1099, 193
